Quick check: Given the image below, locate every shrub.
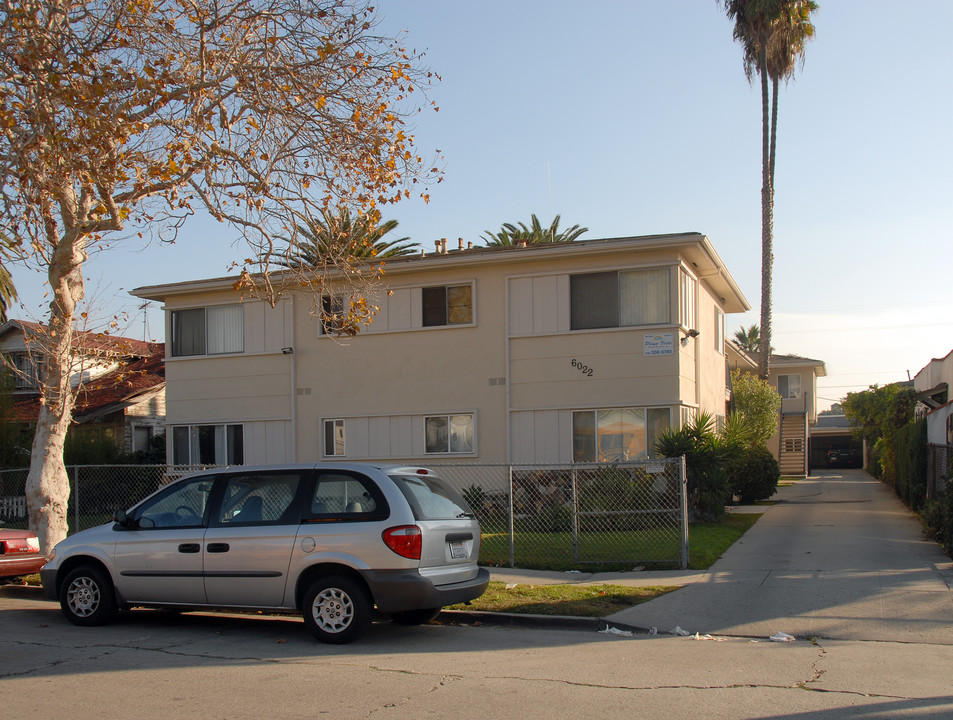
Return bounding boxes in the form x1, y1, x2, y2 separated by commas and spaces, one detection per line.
656, 412, 730, 520
894, 420, 927, 510
729, 446, 781, 504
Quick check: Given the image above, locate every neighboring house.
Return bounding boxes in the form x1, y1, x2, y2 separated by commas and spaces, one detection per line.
914, 349, 953, 445
130, 232, 750, 467
0, 320, 166, 455
730, 347, 826, 477
769, 354, 826, 477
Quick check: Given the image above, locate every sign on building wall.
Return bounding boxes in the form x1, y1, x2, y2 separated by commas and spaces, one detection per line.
643, 333, 674, 356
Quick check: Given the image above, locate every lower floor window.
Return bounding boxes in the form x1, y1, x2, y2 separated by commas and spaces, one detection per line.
133, 426, 154, 454
172, 423, 244, 465
572, 407, 671, 463
323, 419, 345, 456
425, 413, 474, 454
783, 438, 804, 453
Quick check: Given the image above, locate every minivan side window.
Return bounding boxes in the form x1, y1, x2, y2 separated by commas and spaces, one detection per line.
217, 473, 304, 526
133, 476, 216, 529
303, 473, 389, 522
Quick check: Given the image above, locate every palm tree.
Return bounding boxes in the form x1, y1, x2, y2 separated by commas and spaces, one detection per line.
0, 233, 20, 322
272, 208, 419, 268
733, 324, 761, 353
482, 214, 588, 246
724, 0, 817, 379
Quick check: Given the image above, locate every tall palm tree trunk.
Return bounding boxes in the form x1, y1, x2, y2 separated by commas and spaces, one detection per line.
758, 45, 774, 380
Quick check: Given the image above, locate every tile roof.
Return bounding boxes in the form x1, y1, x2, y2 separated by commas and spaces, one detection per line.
6, 343, 165, 423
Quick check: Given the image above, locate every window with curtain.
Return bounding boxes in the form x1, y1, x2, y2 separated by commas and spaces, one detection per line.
571, 268, 671, 330
425, 413, 474, 454
778, 374, 801, 399
422, 284, 473, 327
171, 305, 243, 357
171, 423, 244, 465
572, 407, 671, 462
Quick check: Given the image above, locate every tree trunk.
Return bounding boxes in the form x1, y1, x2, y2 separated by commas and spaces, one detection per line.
758, 49, 774, 381
24, 234, 86, 554
25, 404, 73, 555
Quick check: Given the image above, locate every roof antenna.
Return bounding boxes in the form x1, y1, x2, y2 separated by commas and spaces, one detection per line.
138, 301, 151, 341
547, 160, 553, 218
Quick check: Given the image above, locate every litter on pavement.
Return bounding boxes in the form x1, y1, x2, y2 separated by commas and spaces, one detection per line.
600, 626, 634, 637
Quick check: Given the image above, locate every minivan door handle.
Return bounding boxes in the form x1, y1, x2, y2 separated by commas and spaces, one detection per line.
207, 543, 230, 553
178, 543, 201, 553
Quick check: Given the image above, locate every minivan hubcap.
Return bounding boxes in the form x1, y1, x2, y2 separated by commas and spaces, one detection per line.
67, 577, 100, 617
312, 587, 353, 633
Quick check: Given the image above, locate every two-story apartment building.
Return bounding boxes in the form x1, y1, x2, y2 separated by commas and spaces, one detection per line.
131, 233, 749, 467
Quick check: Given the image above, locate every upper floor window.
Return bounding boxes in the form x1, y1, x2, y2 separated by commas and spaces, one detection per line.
778, 374, 801, 399
171, 305, 243, 357
320, 295, 346, 335
570, 268, 670, 330
679, 270, 696, 329
422, 284, 472, 326
714, 307, 725, 354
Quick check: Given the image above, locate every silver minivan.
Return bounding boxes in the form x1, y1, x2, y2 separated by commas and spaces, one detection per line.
41, 463, 489, 643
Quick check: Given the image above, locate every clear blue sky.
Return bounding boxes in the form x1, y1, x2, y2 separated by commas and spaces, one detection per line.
10, 1, 953, 410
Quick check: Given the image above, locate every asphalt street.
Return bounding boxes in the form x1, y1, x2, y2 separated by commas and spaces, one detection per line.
2, 469, 952, 719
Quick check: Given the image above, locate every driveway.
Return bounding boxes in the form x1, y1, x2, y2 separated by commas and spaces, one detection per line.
602, 469, 953, 642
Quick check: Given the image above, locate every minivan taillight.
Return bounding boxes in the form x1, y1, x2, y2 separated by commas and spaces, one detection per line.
382, 525, 422, 559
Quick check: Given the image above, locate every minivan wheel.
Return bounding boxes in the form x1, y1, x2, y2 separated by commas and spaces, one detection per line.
391, 608, 441, 625
303, 576, 371, 644
60, 565, 117, 627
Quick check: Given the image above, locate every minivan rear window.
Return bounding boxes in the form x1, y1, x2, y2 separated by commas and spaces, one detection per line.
389, 474, 474, 521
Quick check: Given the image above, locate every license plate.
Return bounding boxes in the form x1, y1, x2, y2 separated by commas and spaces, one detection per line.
449, 540, 467, 559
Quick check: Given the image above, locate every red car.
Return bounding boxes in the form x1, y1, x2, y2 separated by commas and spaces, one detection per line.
0, 529, 45, 581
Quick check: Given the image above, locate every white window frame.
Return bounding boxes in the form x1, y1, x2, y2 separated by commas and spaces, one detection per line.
323, 418, 346, 457
778, 374, 802, 399
170, 304, 244, 357
714, 307, 725, 354
572, 407, 671, 463
570, 267, 672, 331
171, 423, 244, 465
424, 413, 475, 454
421, 284, 473, 327
679, 269, 696, 330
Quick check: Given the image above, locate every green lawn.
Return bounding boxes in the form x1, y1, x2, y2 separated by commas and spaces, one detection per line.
478, 511, 762, 572
447, 581, 680, 617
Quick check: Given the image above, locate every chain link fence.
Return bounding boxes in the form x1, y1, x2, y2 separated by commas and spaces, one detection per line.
435, 459, 688, 570
927, 444, 952, 500
1, 458, 688, 570
0, 465, 206, 534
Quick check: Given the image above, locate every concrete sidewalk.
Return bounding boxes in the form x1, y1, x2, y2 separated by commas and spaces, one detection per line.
483, 470, 953, 644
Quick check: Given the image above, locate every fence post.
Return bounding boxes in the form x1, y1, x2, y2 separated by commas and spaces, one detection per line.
507, 465, 515, 568
72, 466, 80, 534
571, 465, 579, 563
679, 456, 689, 570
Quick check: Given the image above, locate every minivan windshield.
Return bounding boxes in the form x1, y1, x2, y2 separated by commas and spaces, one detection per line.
389, 473, 474, 521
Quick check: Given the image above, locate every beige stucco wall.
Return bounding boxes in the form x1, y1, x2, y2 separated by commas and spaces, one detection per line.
140, 234, 749, 466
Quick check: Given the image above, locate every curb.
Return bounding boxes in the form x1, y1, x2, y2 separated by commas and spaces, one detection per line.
437, 609, 646, 635
0, 583, 47, 600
